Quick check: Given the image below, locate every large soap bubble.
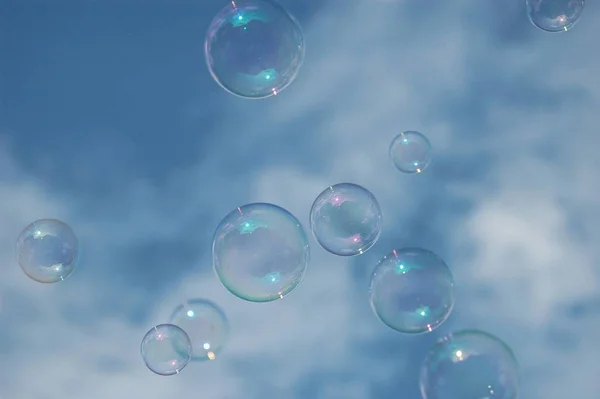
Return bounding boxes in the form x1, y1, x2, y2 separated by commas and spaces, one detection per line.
369, 248, 454, 334
205, 0, 305, 99
420, 330, 520, 399
526, 0, 584, 32
310, 183, 382, 256
140, 324, 192, 376
213, 203, 310, 302
169, 298, 229, 361
15, 219, 79, 283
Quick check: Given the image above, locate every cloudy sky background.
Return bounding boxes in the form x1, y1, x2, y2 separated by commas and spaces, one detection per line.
1, 0, 599, 398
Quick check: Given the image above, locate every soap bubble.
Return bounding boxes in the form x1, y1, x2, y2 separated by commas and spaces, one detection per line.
213, 203, 310, 302
310, 183, 382, 256
15, 219, 79, 283
389, 130, 432, 174
205, 0, 305, 99
169, 299, 229, 361
420, 330, 520, 399
141, 324, 192, 376
526, 0, 584, 32
369, 248, 454, 334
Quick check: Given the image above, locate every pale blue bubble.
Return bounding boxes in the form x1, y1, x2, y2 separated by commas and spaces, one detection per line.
526, 0, 584, 32
212, 203, 310, 302
169, 299, 229, 361
420, 330, 520, 399
310, 183, 382, 256
369, 248, 454, 334
141, 324, 192, 376
389, 131, 432, 174
205, 0, 305, 99
15, 219, 79, 283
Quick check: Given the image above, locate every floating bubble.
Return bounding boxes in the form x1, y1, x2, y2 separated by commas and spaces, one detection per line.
15, 219, 79, 283
213, 203, 309, 302
141, 324, 192, 376
420, 330, 520, 399
205, 0, 305, 99
169, 299, 229, 361
369, 248, 454, 334
310, 183, 382, 256
526, 0, 584, 32
389, 131, 432, 174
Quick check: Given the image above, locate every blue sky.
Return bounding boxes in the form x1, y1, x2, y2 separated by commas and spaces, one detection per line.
1, 0, 599, 398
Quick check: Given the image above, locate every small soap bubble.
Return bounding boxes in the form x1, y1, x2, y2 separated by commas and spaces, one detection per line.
420, 330, 520, 399
213, 203, 310, 302
369, 248, 454, 334
310, 183, 382, 257
389, 131, 432, 174
15, 219, 79, 283
169, 299, 229, 361
141, 324, 192, 376
526, 0, 584, 32
205, 0, 305, 99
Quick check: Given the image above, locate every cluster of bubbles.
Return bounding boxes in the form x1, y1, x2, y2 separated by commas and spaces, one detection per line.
13, 0, 586, 397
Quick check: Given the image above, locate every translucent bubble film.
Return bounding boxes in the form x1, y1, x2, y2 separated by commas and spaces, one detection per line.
310, 183, 383, 256
369, 248, 455, 334
389, 130, 432, 174
526, 0, 585, 32
212, 203, 310, 302
169, 298, 229, 362
205, 0, 305, 99
140, 324, 192, 376
420, 330, 520, 399
15, 219, 79, 284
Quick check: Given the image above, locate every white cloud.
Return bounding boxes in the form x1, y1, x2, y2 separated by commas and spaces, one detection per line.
2, 1, 600, 399
445, 17, 600, 398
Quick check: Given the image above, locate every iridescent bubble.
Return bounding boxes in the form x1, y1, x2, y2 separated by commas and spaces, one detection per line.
212, 203, 309, 302
169, 298, 229, 361
369, 248, 454, 334
420, 330, 520, 399
389, 131, 432, 174
526, 0, 584, 32
15, 219, 79, 283
310, 183, 382, 257
141, 324, 192, 376
205, 0, 305, 99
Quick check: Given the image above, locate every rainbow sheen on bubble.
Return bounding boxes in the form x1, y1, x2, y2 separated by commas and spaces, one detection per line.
310, 183, 382, 256
420, 330, 520, 399
526, 0, 584, 32
212, 203, 310, 302
140, 324, 192, 376
389, 130, 432, 174
205, 0, 305, 99
169, 299, 229, 361
15, 219, 79, 283
369, 248, 454, 334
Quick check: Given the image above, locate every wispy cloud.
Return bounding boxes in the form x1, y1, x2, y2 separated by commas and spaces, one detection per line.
0, 0, 599, 398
